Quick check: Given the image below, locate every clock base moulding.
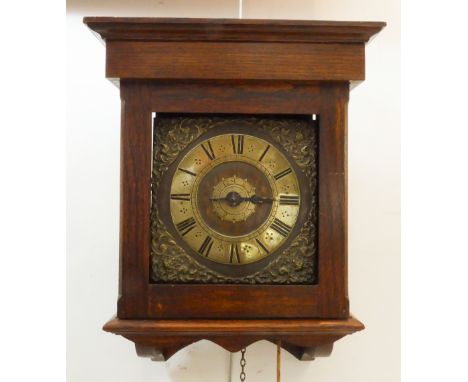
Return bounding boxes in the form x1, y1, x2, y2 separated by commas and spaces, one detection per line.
103, 316, 364, 361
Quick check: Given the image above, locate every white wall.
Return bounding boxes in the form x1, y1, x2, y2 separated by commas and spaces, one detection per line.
67, 1, 400, 381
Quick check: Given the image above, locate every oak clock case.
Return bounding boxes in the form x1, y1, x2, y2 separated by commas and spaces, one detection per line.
152, 115, 317, 283
83, 17, 385, 363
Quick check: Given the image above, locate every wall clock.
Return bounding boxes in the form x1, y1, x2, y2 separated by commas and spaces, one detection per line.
84, 17, 385, 362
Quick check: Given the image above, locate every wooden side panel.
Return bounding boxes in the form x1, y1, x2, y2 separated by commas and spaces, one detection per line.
117, 84, 152, 318
317, 83, 349, 317
107, 42, 364, 81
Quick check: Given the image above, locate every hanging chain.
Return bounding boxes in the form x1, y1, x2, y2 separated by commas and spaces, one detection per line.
239, 348, 246, 382
237, 344, 280, 382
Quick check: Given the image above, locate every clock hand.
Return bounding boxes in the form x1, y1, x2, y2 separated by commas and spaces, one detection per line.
209, 191, 243, 207
209, 193, 274, 206
243, 195, 275, 205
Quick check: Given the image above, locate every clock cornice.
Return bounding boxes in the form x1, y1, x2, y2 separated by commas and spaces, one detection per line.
84, 17, 385, 83
83, 17, 385, 44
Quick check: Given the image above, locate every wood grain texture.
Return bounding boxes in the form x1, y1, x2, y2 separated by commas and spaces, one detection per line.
83, 17, 385, 44
148, 284, 320, 319
117, 85, 152, 318
122, 80, 324, 114
104, 316, 364, 334
103, 316, 364, 361
316, 83, 350, 317
106, 41, 364, 81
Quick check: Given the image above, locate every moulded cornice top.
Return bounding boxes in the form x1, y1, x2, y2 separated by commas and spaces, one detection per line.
83, 17, 386, 44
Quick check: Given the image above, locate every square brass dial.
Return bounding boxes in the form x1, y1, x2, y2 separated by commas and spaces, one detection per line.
151, 115, 318, 284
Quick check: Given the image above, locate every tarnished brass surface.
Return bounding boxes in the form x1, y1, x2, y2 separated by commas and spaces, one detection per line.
151, 115, 317, 284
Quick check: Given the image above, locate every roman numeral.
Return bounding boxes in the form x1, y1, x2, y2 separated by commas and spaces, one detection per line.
170, 193, 191, 201
255, 238, 269, 254
274, 168, 292, 180
175, 217, 196, 236
258, 144, 270, 162
229, 243, 241, 263
199, 236, 213, 257
201, 140, 215, 160
178, 168, 197, 177
231, 135, 244, 154
279, 194, 300, 205
270, 218, 292, 237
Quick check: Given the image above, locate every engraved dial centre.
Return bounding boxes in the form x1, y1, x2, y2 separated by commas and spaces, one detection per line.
211, 176, 256, 222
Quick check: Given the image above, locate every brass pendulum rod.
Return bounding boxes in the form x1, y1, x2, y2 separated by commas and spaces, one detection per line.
277, 340, 281, 382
